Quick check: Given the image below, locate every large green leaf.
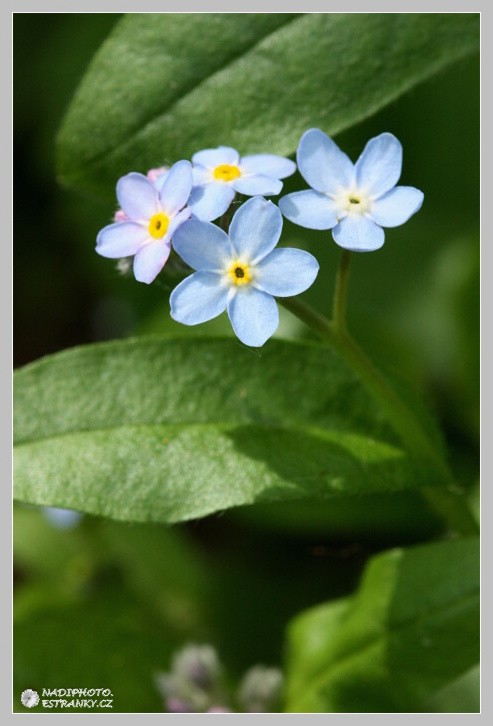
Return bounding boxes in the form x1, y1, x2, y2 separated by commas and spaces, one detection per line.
285, 537, 479, 712
57, 13, 479, 196
14, 337, 441, 524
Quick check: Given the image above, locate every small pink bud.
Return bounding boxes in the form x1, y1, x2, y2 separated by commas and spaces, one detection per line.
147, 166, 169, 183
166, 698, 193, 713
114, 209, 128, 222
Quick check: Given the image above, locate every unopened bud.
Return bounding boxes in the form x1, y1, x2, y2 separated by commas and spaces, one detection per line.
238, 665, 283, 713
155, 644, 226, 713
113, 209, 128, 222
147, 166, 169, 183
172, 644, 220, 691
116, 257, 133, 275
166, 697, 194, 713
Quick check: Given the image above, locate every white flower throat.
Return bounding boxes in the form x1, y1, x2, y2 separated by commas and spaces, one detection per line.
333, 188, 372, 218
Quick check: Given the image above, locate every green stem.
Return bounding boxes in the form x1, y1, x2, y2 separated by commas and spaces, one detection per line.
282, 297, 437, 466
331, 250, 352, 333
279, 296, 478, 536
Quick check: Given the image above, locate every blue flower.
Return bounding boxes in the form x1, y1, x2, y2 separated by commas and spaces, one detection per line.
43, 507, 83, 529
279, 129, 424, 252
189, 146, 296, 222
113, 166, 169, 222
170, 196, 319, 347
96, 160, 192, 283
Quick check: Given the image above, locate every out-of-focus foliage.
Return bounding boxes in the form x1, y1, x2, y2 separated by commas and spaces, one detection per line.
285, 537, 479, 712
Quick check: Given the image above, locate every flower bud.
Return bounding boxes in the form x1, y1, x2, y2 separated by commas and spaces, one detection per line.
238, 665, 283, 713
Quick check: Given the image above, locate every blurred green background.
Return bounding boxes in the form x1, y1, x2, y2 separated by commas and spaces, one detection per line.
14, 14, 479, 712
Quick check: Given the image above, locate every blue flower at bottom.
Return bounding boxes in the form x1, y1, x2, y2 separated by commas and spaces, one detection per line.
43, 507, 83, 529
279, 129, 424, 252
170, 197, 319, 347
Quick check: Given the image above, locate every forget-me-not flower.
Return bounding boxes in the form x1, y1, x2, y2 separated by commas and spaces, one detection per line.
189, 146, 296, 222
96, 160, 192, 283
170, 196, 319, 347
43, 507, 83, 529
279, 129, 424, 251
113, 167, 169, 222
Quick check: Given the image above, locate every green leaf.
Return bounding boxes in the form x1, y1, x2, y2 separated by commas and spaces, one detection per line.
285, 537, 479, 712
57, 13, 479, 196
425, 665, 480, 713
14, 337, 441, 524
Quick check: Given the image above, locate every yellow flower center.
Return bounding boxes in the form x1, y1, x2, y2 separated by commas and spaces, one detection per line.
334, 189, 372, 216
148, 212, 170, 239
213, 164, 241, 182
226, 260, 252, 286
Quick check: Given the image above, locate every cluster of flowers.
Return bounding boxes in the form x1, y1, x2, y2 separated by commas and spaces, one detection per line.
154, 643, 283, 713
96, 129, 424, 347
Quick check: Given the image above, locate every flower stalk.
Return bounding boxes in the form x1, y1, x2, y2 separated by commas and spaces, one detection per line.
279, 294, 478, 537
331, 249, 352, 334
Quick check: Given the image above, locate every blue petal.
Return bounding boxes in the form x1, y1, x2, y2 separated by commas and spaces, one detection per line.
148, 167, 169, 189
227, 288, 279, 347
355, 133, 402, 197
255, 248, 319, 297
370, 186, 424, 227
232, 175, 282, 196
116, 173, 159, 221
297, 128, 354, 194
332, 216, 385, 252
133, 240, 171, 284
167, 207, 192, 238
229, 196, 282, 263
192, 146, 240, 168
279, 190, 338, 230
43, 507, 83, 530
188, 183, 236, 221
172, 219, 234, 271
192, 166, 213, 185
170, 272, 229, 325
159, 160, 193, 216
240, 154, 296, 179
96, 222, 148, 258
